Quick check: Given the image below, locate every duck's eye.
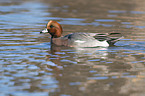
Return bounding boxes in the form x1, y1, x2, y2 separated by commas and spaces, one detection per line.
50, 25, 54, 28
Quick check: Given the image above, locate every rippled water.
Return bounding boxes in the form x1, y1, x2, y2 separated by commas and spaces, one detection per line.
1, 0, 145, 96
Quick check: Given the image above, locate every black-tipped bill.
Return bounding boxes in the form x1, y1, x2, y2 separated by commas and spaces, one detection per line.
40, 28, 48, 33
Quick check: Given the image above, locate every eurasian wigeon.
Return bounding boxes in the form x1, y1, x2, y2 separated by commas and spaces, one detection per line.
40, 20, 123, 47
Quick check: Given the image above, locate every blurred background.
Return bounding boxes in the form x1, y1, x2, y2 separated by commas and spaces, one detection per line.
1, 0, 145, 96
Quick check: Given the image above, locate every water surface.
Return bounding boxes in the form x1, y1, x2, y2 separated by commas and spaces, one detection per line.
1, 0, 145, 96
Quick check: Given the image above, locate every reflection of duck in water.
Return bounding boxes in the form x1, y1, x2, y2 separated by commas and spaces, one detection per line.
40, 20, 123, 47
50, 42, 108, 54
47, 44, 108, 66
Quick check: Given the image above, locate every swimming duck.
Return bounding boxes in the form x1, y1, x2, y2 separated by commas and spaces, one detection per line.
40, 20, 123, 47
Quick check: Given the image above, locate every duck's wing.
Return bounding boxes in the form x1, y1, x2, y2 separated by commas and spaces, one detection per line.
63, 32, 94, 40
62, 33, 102, 47
94, 32, 123, 45
62, 32, 123, 47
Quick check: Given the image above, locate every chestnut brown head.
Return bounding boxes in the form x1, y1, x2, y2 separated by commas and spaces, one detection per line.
40, 20, 63, 38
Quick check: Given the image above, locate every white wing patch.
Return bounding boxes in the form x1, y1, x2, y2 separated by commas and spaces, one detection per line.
75, 40, 86, 43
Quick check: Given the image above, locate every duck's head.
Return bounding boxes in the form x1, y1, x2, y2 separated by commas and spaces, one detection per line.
40, 20, 63, 38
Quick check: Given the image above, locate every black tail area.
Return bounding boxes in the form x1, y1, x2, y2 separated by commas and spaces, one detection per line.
94, 32, 123, 46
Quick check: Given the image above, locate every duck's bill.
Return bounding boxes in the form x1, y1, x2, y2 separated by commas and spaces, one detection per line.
40, 28, 48, 33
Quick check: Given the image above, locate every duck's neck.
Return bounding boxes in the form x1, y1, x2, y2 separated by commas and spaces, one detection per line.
50, 37, 53, 43
50, 36, 60, 43
50, 36, 64, 46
